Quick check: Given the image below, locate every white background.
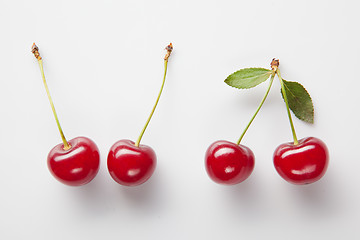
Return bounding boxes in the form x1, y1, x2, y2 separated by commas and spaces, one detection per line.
0, 0, 359, 239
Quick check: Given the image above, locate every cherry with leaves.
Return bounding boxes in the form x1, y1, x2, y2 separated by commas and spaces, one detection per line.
107, 43, 173, 186
32, 43, 100, 186
206, 59, 328, 185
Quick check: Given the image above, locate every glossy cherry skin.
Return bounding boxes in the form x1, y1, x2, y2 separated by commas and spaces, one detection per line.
273, 137, 329, 185
205, 140, 255, 185
47, 137, 100, 186
107, 139, 156, 186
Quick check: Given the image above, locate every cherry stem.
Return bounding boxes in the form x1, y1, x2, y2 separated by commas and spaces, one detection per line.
237, 72, 275, 145
276, 69, 299, 145
135, 43, 173, 147
32, 43, 71, 150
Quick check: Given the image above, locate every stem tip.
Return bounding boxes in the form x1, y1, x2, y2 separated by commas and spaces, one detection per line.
31, 43, 42, 60
271, 58, 279, 71
164, 43, 173, 61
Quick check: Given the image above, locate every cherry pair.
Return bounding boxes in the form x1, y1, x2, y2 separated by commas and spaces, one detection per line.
32, 43, 173, 187
47, 137, 156, 187
205, 59, 329, 185
205, 137, 329, 185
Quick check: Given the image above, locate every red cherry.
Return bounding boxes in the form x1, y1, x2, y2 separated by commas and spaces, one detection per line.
106, 44, 172, 187
32, 44, 100, 186
273, 137, 329, 185
47, 137, 100, 186
107, 139, 156, 186
205, 140, 255, 185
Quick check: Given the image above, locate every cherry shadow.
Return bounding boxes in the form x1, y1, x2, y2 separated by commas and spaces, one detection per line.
113, 169, 167, 214
67, 167, 166, 217
69, 170, 112, 216
288, 171, 344, 219
221, 174, 265, 218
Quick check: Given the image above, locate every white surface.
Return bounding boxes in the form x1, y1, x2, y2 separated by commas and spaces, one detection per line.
0, 0, 359, 239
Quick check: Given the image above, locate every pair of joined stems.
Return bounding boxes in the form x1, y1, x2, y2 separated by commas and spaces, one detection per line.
236, 68, 298, 146
34, 43, 172, 150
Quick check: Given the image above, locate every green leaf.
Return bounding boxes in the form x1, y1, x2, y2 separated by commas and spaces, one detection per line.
281, 80, 314, 123
225, 68, 272, 89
